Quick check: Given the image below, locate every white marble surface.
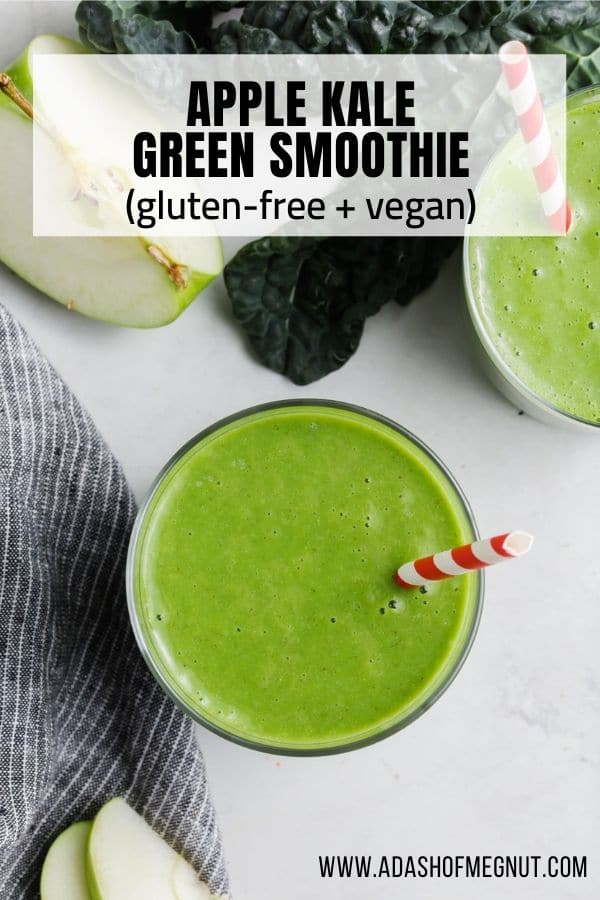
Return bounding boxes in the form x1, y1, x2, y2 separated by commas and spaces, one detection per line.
1, 4, 599, 898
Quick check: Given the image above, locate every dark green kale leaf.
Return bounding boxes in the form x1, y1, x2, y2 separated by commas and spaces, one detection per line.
210, 19, 301, 53
77, 2, 600, 72
536, 25, 600, 90
388, 1, 600, 54
240, 0, 320, 37
224, 235, 458, 384
219, 2, 399, 53
214, 2, 357, 53
207, 1, 600, 56
111, 15, 197, 53
77, 1, 217, 52
350, 2, 399, 52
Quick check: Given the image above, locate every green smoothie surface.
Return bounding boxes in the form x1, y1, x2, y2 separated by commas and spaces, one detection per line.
468, 88, 600, 424
131, 405, 479, 751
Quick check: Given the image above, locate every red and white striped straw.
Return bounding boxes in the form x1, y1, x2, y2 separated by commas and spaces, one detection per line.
499, 40, 571, 234
395, 531, 533, 589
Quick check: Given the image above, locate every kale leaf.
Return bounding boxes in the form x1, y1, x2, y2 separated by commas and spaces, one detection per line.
77, 1, 600, 57
387, 1, 600, 54
535, 25, 600, 89
224, 235, 458, 384
215, 2, 405, 53
211, 19, 301, 53
212, 2, 600, 55
77, 1, 222, 52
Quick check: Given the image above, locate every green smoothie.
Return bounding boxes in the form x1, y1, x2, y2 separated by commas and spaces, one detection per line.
129, 403, 480, 752
467, 87, 600, 425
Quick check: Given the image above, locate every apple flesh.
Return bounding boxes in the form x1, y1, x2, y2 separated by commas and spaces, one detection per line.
0, 36, 222, 327
86, 798, 179, 900
86, 797, 223, 900
40, 821, 92, 900
172, 856, 223, 900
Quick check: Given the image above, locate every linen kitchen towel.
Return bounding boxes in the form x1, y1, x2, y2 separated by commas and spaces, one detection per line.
0, 304, 229, 899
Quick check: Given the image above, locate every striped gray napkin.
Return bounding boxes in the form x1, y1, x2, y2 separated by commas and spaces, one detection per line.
0, 305, 229, 899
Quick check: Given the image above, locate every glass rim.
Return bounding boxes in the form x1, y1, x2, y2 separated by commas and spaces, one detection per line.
463, 83, 600, 432
126, 399, 484, 756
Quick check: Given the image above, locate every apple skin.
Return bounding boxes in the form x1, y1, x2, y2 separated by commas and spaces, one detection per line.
84, 848, 102, 900
0, 36, 223, 328
3, 40, 35, 99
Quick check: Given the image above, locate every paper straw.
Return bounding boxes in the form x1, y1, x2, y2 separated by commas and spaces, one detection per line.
395, 531, 533, 589
499, 40, 571, 234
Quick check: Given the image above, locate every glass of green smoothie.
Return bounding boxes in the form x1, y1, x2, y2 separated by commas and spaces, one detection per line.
127, 401, 482, 755
464, 85, 600, 430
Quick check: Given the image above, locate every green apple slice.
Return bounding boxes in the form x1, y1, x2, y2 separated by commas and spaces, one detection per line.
0, 36, 222, 327
40, 821, 92, 900
171, 856, 226, 899
86, 797, 180, 899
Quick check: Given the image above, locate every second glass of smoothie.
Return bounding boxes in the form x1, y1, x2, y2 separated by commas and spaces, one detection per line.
128, 401, 482, 754
465, 85, 600, 430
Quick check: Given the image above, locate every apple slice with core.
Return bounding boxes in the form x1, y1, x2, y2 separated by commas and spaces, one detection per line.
40, 821, 92, 900
0, 36, 222, 327
172, 856, 225, 899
